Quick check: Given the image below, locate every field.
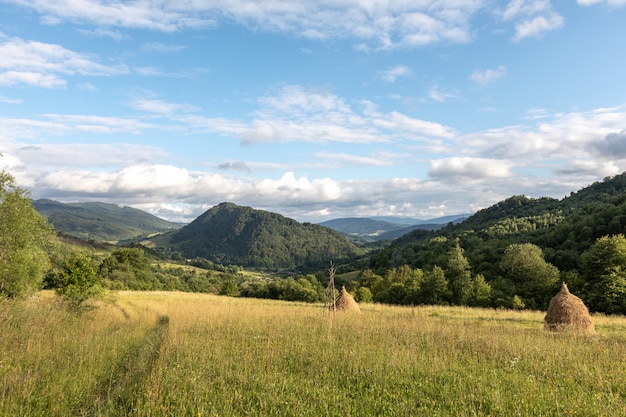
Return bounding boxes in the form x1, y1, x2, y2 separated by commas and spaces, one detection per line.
1, 291, 626, 416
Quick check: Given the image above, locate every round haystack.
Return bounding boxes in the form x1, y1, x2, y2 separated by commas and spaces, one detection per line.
332, 286, 361, 313
544, 282, 594, 335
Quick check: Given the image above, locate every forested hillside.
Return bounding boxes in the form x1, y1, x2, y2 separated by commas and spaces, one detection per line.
346, 173, 626, 313
33, 199, 181, 242
163, 202, 359, 269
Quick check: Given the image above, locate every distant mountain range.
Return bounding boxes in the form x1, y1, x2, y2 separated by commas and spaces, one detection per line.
32, 199, 182, 242
317, 213, 471, 242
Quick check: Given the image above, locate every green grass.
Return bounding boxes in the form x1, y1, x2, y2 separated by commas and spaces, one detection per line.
2, 292, 626, 416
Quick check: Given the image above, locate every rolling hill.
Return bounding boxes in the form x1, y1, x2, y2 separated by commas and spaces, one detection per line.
369, 172, 626, 282
33, 199, 182, 242
153, 202, 360, 269
318, 213, 471, 241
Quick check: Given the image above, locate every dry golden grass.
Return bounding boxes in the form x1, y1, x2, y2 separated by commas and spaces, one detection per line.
2, 291, 626, 416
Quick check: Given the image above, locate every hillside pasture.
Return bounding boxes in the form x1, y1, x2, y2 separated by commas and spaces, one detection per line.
1, 292, 625, 416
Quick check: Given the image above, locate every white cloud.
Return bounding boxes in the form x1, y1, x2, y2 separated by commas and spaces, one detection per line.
513, 13, 564, 41
379, 65, 412, 83
142, 42, 187, 53
313, 151, 398, 167
77, 27, 129, 40
578, 0, 626, 5
428, 157, 513, 182
0, 95, 23, 104
469, 65, 506, 85
40, 114, 155, 134
0, 71, 66, 88
502, 0, 564, 41
0, 34, 128, 88
426, 85, 459, 102
130, 98, 199, 116
7, 0, 485, 49
591, 130, 626, 159
453, 107, 626, 186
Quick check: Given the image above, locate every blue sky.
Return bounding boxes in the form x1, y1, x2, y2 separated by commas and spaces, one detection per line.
1, 0, 626, 223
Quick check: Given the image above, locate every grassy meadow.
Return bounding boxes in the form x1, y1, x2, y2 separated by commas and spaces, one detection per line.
1, 291, 626, 417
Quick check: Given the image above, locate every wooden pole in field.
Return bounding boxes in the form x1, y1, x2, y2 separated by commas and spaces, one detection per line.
326, 261, 336, 317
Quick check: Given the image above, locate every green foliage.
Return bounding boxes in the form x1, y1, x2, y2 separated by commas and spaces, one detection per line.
54, 252, 102, 308
418, 266, 450, 305
499, 243, 559, 309
0, 171, 55, 297
582, 234, 626, 314
239, 276, 324, 302
219, 279, 239, 296
353, 286, 373, 302
361, 173, 626, 313
445, 242, 472, 305
99, 247, 154, 290
168, 202, 359, 268
33, 199, 181, 242
466, 274, 492, 307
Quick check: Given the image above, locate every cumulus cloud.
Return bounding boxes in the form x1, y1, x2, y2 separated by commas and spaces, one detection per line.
461, 106, 626, 162
6, 0, 485, 49
428, 157, 513, 182
591, 130, 626, 159
0, 34, 128, 88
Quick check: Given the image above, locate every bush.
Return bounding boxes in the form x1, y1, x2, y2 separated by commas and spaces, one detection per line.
54, 252, 102, 309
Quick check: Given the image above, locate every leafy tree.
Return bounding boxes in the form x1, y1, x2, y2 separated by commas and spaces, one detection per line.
418, 266, 450, 305
354, 286, 373, 303
500, 243, 559, 309
99, 247, 156, 290
467, 274, 492, 307
374, 282, 408, 304
54, 252, 102, 308
582, 235, 626, 313
219, 279, 239, 296
446, 242, 472, 305
0, 171, 55, 297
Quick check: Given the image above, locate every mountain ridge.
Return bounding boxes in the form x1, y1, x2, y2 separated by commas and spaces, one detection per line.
33, 199, 182, 242
151, 202, 360, 269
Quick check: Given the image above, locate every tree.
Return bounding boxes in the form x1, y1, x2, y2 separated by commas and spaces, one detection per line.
354, 286, 373, 303
582, 235, 626, 313
500, 243, 559, 309
418, 266, 450, 305
99, 247, 155, 290
219, 279, 239, 296
0, 171, 55, 297
54, 252, 102, 308
467, 274, 492, 307
446, 242, 472, 305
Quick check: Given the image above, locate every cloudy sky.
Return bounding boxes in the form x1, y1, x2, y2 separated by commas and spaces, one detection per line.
1, 0, 626, 223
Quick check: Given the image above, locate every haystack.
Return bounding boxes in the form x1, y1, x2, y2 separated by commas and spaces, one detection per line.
332, 286, 361, 313
544, 282, 594, 335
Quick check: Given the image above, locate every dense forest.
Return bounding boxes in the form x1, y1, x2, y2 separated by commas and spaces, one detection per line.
163, 202, 360, 269
356, 174, 626, 313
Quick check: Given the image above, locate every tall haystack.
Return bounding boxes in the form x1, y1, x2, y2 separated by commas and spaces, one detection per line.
333, 286, 361, 313
544, 282, 595, 334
